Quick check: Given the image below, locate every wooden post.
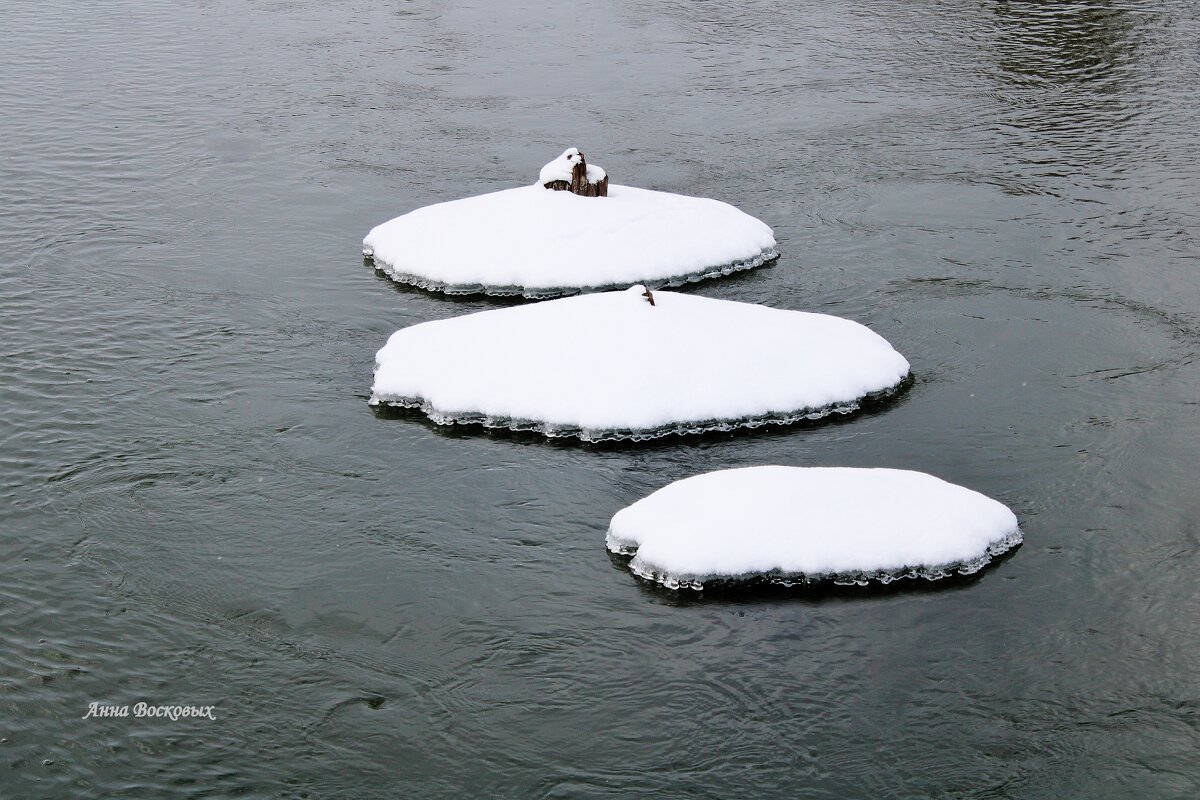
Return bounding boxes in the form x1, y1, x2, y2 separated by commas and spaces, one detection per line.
543, 149, 608, 197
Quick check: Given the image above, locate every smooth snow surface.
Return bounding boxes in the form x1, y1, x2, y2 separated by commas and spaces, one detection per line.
362, 184, 777, 297
371, 287, 910, 441
607, 466, 1022, 589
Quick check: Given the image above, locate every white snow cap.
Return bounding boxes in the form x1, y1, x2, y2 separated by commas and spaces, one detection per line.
536, 147, 608, 185
362, 183, 775, 297
606, 466, 1021, 589
371, 287, 910, 441
538, 147, 604, 184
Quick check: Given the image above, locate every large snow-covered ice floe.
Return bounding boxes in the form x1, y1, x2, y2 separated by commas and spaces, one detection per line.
370, 286, 911, 441
362, 158, 777, 298
606, 466, 1022, 590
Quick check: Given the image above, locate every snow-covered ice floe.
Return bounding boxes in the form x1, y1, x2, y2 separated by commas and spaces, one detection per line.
362, 185, 778, 298
370, 286, 910, 442
606, 466, 1022, 590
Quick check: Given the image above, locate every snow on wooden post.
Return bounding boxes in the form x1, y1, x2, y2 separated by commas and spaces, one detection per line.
539, 148, 609, 198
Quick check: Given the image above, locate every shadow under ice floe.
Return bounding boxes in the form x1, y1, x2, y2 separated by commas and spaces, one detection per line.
364, 247, 780, 299
607, 529, 1024, 591
370, 374, 911, 443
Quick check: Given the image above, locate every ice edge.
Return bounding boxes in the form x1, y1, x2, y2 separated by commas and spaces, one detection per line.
369, 375, 911, 443
606, 529, 1024, 591
363, 247, 781, 299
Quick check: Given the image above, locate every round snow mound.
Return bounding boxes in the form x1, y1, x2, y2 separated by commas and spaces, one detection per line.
370, 286, 911, 442
362, 184, 778, 298
606, 467, 1022, 589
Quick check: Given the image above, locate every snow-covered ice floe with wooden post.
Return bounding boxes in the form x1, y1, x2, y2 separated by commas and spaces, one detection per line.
362, 149, 778, 298
370, 286, 910, 442
606, 466, 1022, 590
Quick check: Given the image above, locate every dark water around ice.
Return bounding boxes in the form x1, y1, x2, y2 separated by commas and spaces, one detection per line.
3, 1, 1199, 796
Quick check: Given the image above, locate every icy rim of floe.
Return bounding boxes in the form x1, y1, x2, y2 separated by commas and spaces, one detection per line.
363, 247, 780, 299
368, 374, 911, 443
606, 529, 1024, 591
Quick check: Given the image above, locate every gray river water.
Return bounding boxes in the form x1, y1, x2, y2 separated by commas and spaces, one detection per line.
3, 1, 1199, 797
